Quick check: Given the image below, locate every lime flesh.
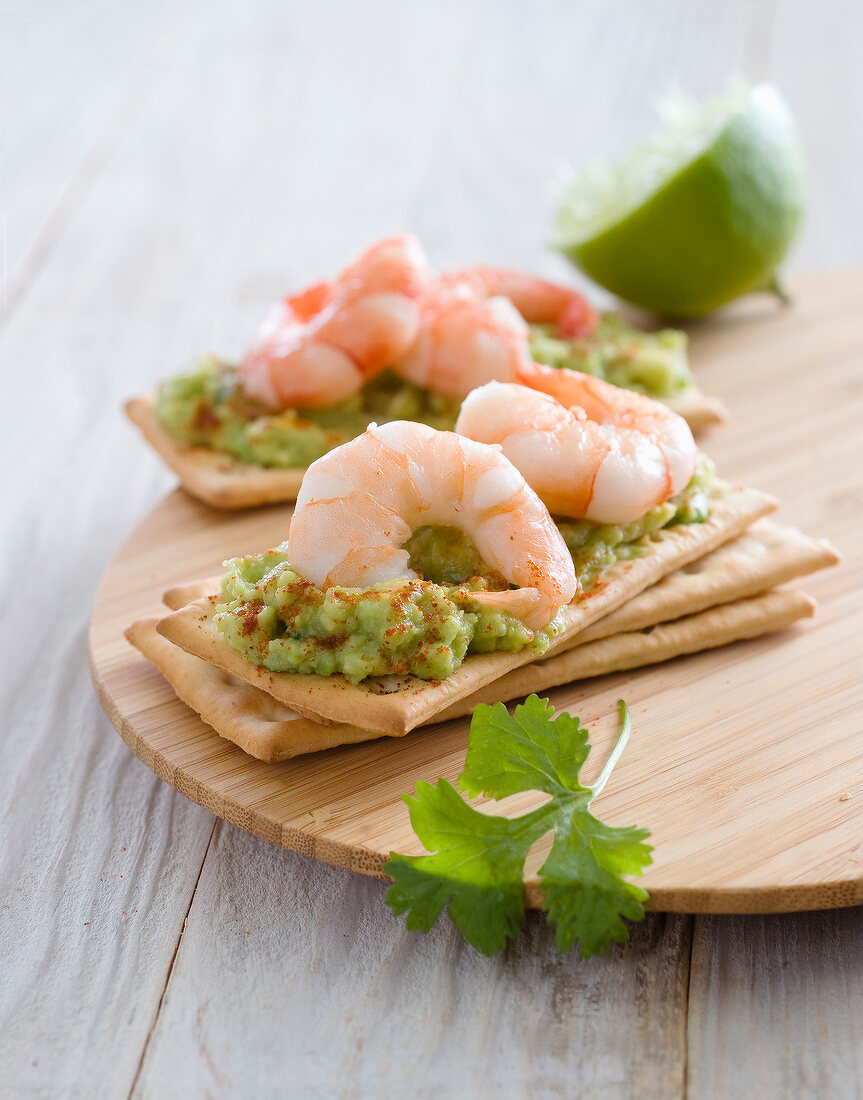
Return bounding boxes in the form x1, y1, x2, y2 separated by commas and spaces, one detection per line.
556, 84, 807, 318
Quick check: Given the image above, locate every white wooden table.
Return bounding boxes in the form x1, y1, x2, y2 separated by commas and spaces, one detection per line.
3, 3, 862, 1096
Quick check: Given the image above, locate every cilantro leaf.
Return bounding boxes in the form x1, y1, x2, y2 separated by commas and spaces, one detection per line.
540, 814, 651, 957
385, 697, 652, 957
459, 695, 592, 800
386, 780, 547, 954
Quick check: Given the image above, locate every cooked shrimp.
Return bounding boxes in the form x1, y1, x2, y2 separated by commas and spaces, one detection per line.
238, 235, 427, 409
391, 285, 533, 400
287, 420, 577, 629
455, 362, 697, 524
437, 266, 598, 338
392, 266, 598, 400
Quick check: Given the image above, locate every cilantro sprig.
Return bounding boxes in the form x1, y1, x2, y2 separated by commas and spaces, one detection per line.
385, 696, 652, 957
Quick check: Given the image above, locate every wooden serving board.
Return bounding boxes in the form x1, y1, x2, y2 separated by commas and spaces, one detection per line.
89, 272, 863, 914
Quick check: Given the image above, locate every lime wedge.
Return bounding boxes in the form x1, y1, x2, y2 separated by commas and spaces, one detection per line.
555, 83, 807, 317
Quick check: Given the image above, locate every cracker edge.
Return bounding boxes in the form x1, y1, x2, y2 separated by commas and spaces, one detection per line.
128, 585, 816, 762
575, 521, 839, 644
664, 389, 727, 431
125, 618, 394, 760
435, 588, 817, 722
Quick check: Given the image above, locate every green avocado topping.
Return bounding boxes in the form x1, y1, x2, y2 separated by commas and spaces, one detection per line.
528, 314, 693, 397
214, 565, 561, 684
155, 359, 461, 469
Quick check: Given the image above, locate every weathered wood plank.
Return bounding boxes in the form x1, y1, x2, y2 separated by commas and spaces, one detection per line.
0, 418, 217, 1097
0, 4, 222, 1096
134, 822, 692, 1099
687, 912, 863, 1098
0, 0, 186, 319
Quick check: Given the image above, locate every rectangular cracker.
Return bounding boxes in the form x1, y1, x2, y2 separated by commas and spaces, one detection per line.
125, 395, 306, 509
129, 586, 816, 762
127, 386, 724, 510
156, 484, 776, 736
126, 618, 375, 760
663, 389, 726, 431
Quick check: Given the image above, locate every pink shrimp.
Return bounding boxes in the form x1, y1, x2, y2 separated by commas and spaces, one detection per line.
391, 284, 533, 400
288, 420, 577, 629
455, 362, 697, 524
392, 266, 599, 400
437, 266, 598, 338
238, 235, 428, 409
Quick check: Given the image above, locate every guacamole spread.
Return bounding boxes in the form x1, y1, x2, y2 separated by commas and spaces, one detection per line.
156, 359, 461, 469
213, 458, 715, 683
214, 561, 562, 684
528, 314, 693, 397
155, 314, 694, 469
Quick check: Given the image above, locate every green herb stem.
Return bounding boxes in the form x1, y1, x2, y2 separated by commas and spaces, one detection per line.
591, 700, 632, 799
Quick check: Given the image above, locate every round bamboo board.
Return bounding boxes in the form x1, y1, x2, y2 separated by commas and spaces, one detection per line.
89, 272, 863, 913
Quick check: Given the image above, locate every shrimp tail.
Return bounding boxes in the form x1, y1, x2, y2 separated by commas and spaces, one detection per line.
286, 281, 333, 322
470, 587, 563, 632
513, 359, 569, 392
555, 294, 599, 339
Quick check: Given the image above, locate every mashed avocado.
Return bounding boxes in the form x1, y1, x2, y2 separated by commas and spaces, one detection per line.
528, 314, 693, 397
156, 358, 461, 469
156, 314, 693, 468
214, 459, 715, 682
214, 558, 561, 683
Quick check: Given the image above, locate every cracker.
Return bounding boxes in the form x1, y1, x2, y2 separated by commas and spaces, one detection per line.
156, 484, 777, 736
127, 386, 724, 511
128, 585, 815, 763
556, 519, 838, 648
125, 619, 374, 760
434, 589, 816, 722
163, 579, 221, 610
664, 389, 727, 431
163, 519, 837, 631
125, 395, 306, 509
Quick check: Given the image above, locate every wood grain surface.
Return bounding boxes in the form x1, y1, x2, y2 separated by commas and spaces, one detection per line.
88, 272, 861, 914
4, 2, 863, 1097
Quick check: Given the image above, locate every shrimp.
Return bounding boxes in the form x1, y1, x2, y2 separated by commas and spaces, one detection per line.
392, 266, 598, 400
238, 235, 428, 409
455, 362, 697, 525
287, 420, 577, 630
437, 266, 598, 338
391, 285, 533, 400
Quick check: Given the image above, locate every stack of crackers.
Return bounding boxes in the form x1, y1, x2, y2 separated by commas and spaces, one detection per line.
125, 477, 838, 763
